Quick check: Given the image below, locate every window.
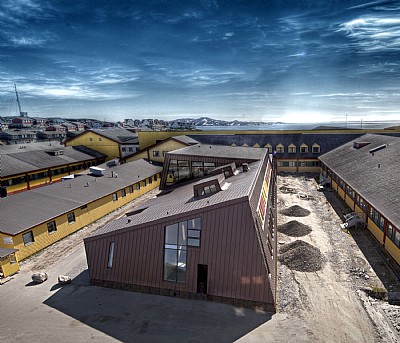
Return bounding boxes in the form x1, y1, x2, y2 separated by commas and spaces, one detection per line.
276, 145, 284, 153
201, 184, 217, 195
129, 185, 134, 193
154, 174, 158, 181
300, 145, 308, 153
149, 177, 152, 184
162, 151, 168, 157
164, 217, 201, 282
23, 231, 34, 246
136, 183, 140, 190
369, 207, 384, 231
288, 145, 296, 153
112, 193, 118, 201
80, 204, 88, 210
312, 144, 320, 153
356, 195, 367, 212
346, 186, 355, 200
153, 150, 160, 157
129, 147, 133, 152
47, 221, 57, 233
107, 242, 115, 268
122, 147, 126, 152
387, 224, 400, 248
67, 212, 76, 224
89, 137, 93, 141
99, 138, 102, 141
142, 179, 147, 187
339, 179, 345, 190
121, 188, 126, 197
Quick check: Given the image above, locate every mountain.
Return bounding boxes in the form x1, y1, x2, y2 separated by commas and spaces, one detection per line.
170, 117, 274, 127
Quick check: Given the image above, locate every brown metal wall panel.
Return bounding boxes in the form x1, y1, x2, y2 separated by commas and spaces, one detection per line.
85, 198, 274, 305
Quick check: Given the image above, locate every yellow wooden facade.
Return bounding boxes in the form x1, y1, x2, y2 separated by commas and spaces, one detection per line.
0, 173, 161, 261
65, 131, 121, 160
0, 252, 19, 278
125, 139, 189, 164
2, 161, 99, 195
321, 166, 400, 267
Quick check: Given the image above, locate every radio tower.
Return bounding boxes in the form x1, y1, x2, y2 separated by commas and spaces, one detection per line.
14, 83, 27, 117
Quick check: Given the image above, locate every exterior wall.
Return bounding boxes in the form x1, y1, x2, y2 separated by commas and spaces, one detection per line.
367, 220, 384, 244
0, 174, 161, 261
337, 186, 345, 200
345, 196, 355, 211
65, 131, 120, 160
385, 239, 400, 266
125, 150, 148, 163
85, 200, 275, 308
0, 255, 20, 277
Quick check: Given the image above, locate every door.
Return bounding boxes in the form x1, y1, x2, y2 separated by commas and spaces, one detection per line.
197, 264, 208, 294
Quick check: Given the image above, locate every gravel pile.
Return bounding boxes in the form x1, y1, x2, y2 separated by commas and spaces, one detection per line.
279, 220, 312, 237
279, 240, 325, 272
280, 205, 311, 217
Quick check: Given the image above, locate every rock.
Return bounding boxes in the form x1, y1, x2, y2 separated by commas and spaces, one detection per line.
32, 272, 48, 283
58, 275, 72, 284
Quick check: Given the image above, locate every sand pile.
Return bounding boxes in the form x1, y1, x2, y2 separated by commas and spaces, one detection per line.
280, 205, 310, 217
278, 220, 312, 237
279, 240, 325, 272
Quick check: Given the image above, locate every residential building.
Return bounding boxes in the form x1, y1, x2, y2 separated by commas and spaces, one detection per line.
64, 128, 139, 160
0, 159, 162, 262
0, 130, 36, 145
85, 146, 277, 311
319, 133, 400, 266
0, 248, 19, 278
11, 117, 34, 128
0, 142, 106, 195
36, 131, 67, 142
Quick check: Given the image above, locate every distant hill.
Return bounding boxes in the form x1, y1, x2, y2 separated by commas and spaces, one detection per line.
170, 116, 275, 127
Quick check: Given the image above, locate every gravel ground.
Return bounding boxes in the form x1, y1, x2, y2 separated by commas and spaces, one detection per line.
276, 174, 400, 343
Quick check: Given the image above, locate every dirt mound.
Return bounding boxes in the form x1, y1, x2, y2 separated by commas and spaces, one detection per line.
280, 205, 310, 217
279, 220, 312, 237
279, 240, 324, 272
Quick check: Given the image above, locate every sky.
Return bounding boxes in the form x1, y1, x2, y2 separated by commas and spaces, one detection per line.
0, 0, 400, 123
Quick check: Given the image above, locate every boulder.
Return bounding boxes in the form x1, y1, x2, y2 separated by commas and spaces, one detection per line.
58, 275, 71, 284
32, 272, 48, 283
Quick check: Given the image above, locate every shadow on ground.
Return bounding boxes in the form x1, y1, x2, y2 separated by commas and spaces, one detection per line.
44, 270, 272, 343
323, 189, 400, 294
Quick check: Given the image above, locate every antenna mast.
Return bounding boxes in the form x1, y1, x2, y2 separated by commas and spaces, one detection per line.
14, 83, 26, 117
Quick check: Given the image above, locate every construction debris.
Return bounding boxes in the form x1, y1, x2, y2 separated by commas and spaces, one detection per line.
278, 220, 312, 237
280, 205, 311, 217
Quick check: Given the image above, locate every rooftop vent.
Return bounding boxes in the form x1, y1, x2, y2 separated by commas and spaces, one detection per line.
126, 208, 147, 216
47, 149, 64, 156
370, 144, 387, 154
353, 141, 370, 149
90, 166, 105, 176
212, 163, 237, 179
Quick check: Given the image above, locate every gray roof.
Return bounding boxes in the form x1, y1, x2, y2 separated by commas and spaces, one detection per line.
0, 248, 18, 258
187, 133, 363, 159
319, 133, 400, 227
91, 128, 138, 144
169, 143, 267, 161
0, 159, 162, 236
87, 153, 267, 240
171, 135, 199, 145
0, 143, 106, 177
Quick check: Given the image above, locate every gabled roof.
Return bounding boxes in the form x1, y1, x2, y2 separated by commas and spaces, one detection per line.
64, 128, 138, 145
319, 133, 400, 227
0, 143, 106, 177
0, 159, 162, 236
0, 248, 18, 258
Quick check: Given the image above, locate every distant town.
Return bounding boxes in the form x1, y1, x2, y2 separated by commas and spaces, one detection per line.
0, 113, 280, 145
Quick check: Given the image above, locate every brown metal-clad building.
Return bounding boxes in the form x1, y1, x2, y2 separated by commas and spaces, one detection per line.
84, 146, 277, 311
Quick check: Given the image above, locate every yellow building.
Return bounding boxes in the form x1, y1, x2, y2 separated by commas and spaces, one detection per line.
0, 248, 19, 278
64, 128, 139, 160
124, 135, 198, 164
320, 134, 400, 266
0, 159, 162, 261
0, 142, 106, 195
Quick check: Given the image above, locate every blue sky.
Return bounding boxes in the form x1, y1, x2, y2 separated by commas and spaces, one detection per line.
0, 0, 400, 122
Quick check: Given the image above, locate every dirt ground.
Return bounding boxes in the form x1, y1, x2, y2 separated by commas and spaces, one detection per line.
276, 174, 400, 343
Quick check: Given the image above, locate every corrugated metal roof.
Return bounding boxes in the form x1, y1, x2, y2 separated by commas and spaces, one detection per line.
88, 157, 266, 239
91, 128, 138, 143
169, 144, 267, 160
0, 159, 162, 236
0, 145, 106, 177
0, 248, 18, 258
319, 133, 400, 227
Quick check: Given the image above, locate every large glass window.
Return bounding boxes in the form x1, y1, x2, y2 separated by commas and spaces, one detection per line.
346, 186, 355, 200
203, 162, 215, 176
164, 217, 201, 282
356, 195, 367, 212
369, 207, 384, 231
191, 161, 204, 178
177, 160, 190, 181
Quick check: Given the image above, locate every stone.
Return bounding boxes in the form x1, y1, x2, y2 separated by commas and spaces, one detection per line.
58, 275, 72, 284
32, 272, 48, 283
